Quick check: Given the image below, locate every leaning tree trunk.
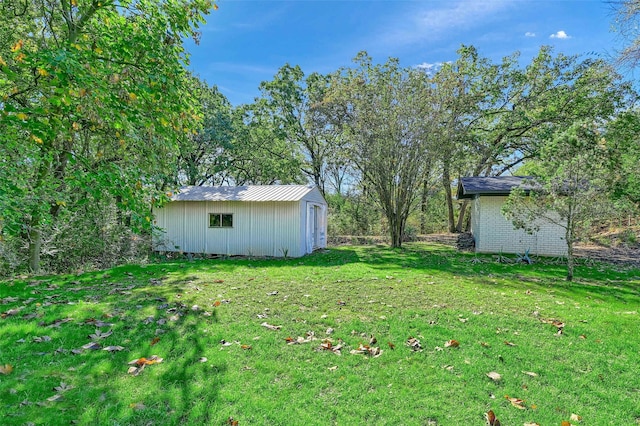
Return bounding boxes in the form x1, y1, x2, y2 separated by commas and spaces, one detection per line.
442, 166, 455, 233
455, 200, 469, 232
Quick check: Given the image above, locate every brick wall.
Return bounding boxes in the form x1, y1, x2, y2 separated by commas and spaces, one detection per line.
472, 195, 567, 257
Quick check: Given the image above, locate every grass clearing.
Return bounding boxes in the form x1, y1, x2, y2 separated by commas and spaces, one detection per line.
1, 243, 639, 425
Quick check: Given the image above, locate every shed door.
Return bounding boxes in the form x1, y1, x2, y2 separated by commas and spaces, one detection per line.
305, 203, 324, 253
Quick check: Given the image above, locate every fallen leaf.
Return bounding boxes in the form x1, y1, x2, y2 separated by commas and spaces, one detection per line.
480, 342, 491, 348
103, 346, 125, 352
387, 342, 395, 350
523, 423, 540, 426
213, 300, 221, 307
486, 372, 502, 382
522, 371, 538, 377
0, 364, 14, 375
406, 337, 422, 351
88, 329, 113, 340
199, 357, 208, 363
220, 340, 233, 346
213, 279, 224, 283
328, 366, 338, 371
445, 339, 460, 348
505, 395, 526, 410
241, 345, 252, 350
561, 422, 572, 426
504, 341, 516, 346
82, 342, 101, 350
579, 334, 586, 339
53, 382, 74, 393
485, 410, 501, 426
128, 355, 164, 366
267, 291, 278, 296
127, 365, 145, 376
32, 335, 52, 343
46, 394, 64, 402
129, 402, 146, 410
260, 322, 281, 331
570, 413, 582, 422
226, 417, 239, 426
150, 337, 160, 346
336, 300, 346, 306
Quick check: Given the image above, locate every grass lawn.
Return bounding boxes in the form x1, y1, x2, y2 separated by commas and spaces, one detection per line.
1, 243, 639, 425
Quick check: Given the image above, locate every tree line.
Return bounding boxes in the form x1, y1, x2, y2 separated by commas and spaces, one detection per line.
1, 1, 639, 275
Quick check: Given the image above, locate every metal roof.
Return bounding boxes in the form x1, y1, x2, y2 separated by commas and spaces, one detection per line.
456, 176, 536, 199
171, 185, 322, 202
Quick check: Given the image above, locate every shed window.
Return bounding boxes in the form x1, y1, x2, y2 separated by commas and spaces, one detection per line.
209, 213, 233, 228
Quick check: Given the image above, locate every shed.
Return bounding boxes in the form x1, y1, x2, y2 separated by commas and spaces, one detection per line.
153, 185, 328, 257
457, 176, 567, 257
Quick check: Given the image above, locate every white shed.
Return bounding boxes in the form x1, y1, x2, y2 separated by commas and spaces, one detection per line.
153, 185, 328, 257
457, 176, 567, 257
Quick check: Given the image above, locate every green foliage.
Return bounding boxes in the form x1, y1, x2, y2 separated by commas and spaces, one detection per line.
503, 121, 621, 281
0, 0, 214, 273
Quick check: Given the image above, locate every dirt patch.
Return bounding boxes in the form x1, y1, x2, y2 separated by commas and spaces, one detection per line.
574, 244, 640, 268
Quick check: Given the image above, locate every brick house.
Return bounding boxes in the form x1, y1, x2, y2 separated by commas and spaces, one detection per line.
456, 176, 567, 257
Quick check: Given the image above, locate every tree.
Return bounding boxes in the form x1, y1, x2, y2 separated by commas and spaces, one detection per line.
257, 65, 342, 193
503, 122, 618, 281
0, 0, 213, 273
327, 53, 434, 247
613, 0, 640, 67
176, 77, 234, 186
435, 45, 630, 233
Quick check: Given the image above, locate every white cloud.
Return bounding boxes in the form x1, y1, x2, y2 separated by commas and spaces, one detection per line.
550, 30, 571, 39
379, 1, 512, 48
525, 32, 536, 37
414, 61, 449, 74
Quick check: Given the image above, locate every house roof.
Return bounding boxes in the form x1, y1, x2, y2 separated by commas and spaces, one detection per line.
171, 185, 324, 202
456, 176, 535, 199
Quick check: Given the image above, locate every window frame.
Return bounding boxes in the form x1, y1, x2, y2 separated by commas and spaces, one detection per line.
208, 213, 233, 228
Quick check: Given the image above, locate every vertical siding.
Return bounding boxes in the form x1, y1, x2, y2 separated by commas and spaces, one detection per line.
474, 196, 567, 257
154, 200, 309, 257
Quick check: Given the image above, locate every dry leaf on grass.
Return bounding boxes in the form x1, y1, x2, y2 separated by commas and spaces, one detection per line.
485, 410, 501, 426
523, 423, 540, 426
505, 395, 526, 410
53, 382, 74, 393
103, 346, 125, 352
486, 371, 502, 381
88, 329, 113, 340
128, 355, 163, 366
522, 371, 538, 377
260, 322, 281, 331
82, 342, 101, 350
570, 413, 582, 422
406, 337, 422, 351
0, 364, 14, 375
445, 339, 460, 348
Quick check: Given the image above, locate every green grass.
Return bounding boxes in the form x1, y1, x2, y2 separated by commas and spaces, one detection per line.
1, 243, 639, 425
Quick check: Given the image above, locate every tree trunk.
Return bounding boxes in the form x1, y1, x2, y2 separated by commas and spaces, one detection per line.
28, 225, 42, 274
389, 213, 403, 248
565, 217, 574, 282
420, 178, 429, 234
455, 200, 468, 232
442, 166, 455, 233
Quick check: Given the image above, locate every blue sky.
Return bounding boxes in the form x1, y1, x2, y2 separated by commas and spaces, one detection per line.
185, 0, 626, 106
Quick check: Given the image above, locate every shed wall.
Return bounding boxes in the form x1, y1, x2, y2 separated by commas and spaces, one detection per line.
154, 201, 304, 257
473, 196, 567, 257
